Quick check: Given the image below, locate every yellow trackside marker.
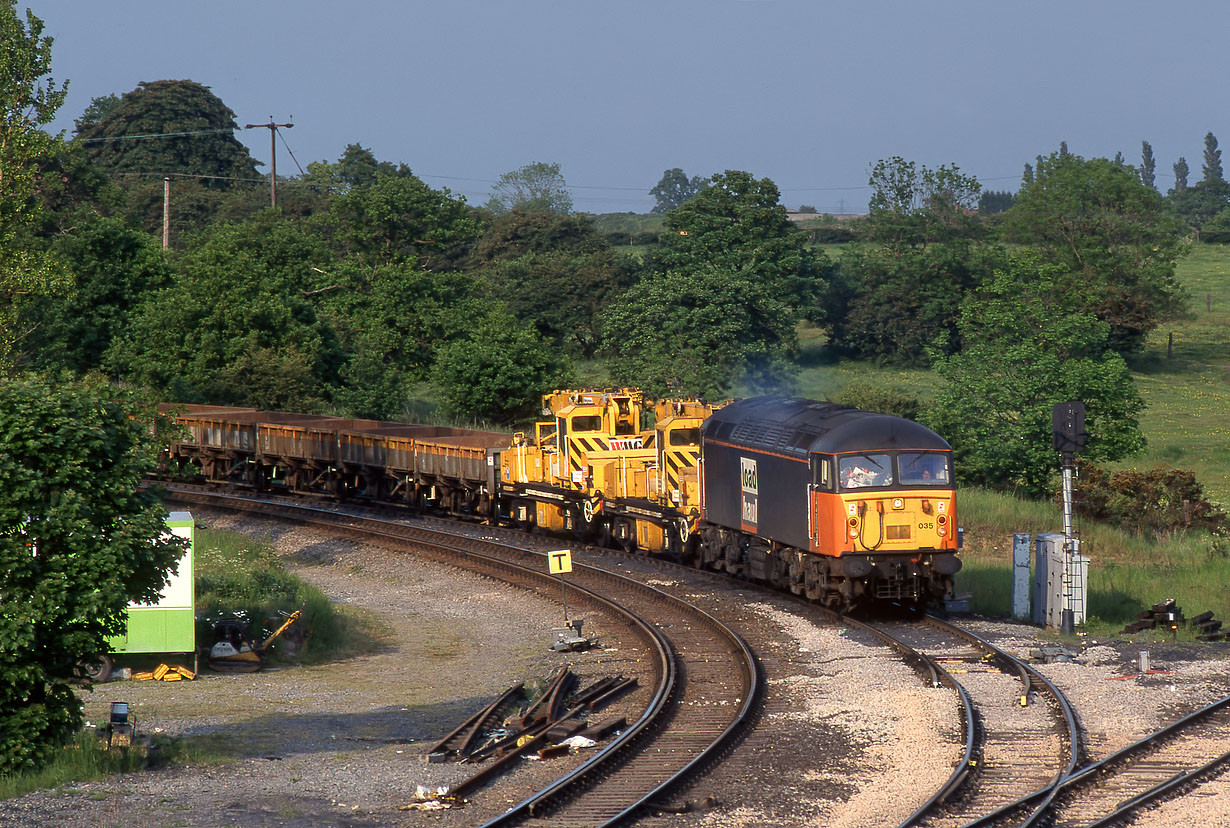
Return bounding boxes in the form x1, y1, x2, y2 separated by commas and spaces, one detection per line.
1020, 695, 1029, 707
549, 549, 573, 574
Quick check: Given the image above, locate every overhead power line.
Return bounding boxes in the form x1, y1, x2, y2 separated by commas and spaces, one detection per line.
77, 128, 236, 144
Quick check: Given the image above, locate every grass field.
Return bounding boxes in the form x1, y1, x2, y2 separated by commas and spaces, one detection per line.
1123, 242, 1230, 505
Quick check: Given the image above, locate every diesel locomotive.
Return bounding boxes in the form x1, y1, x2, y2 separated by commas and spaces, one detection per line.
162, 391, 960, 611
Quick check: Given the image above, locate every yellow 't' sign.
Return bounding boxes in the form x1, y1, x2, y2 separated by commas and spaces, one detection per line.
548, 549, 573, 574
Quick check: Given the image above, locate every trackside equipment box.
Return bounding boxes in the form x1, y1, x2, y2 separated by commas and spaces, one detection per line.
106, 511, 195, 654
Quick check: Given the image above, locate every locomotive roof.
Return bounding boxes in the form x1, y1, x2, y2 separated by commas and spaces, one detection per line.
702, 396, 951, 456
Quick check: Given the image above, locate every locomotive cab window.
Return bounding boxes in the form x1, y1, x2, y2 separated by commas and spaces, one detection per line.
669, 427, 700, 446
571, 415, 603, 432
899, 452, 950, 485
839, 454, 892, 489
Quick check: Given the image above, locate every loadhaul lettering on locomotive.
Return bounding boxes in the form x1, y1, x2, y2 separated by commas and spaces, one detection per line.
740, 457, 759, 530
161, 390, 960, 614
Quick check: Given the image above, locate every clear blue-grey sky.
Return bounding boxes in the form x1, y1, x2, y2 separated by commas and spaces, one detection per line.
34, 1, 1230, 214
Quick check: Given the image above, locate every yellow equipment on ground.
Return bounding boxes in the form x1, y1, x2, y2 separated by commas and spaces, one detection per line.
208, 610, 302, 673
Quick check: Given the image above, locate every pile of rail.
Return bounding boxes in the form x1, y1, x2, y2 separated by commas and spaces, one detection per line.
1121, 598, 1227, 640
422, 668, 637, 802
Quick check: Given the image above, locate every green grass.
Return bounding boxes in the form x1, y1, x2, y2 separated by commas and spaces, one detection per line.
952, 488, 1230, 631
0, 729, 235, 801
194, 527, 387, 664
1122, 242, 1230, 505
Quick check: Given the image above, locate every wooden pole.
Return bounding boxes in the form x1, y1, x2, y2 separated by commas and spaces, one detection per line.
162, 177, 170, 250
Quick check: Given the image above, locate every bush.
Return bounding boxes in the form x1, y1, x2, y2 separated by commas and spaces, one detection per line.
809, 225, 859, 243
1073, 460, 1227, 535
832, 379, 922, 420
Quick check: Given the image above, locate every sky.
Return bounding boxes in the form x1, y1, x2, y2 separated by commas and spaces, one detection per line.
31, 1, 1230, 214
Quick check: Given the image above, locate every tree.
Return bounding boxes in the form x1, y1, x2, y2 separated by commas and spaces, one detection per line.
470, 208, 637, 358
1202, 131, 1224, 185
485, 161, 572, 214
649, 167, 706, 213
828, 158, 997, 363
74, 93, 121, 130
925, 256, 1145, 496
828, 241, 1007, 363
302, 142, 408, 195
0, 0, 72, 371
433, 308, 570, 424
25, 215, 172, 373
1140, 141, 1156, 189
1113, 151, 1124, 166
327, 169, 480, 270
321, 264, 487, 419
1173, 157, 1189, 192
864, 157, 983, 249
106, 213, 344, 411
656, 170, 831, 319
1168, 132, 1230, 230
1002, 151, 1186, 353
977, 190, 1015, 215
74, 80, 259, 189
601, 265, 799, 399
0, 375, 182, 773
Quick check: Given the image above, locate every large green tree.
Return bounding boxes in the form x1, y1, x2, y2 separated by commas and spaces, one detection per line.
601, 264, 799, 399
74, 80, 259, 189
828, 158, 998, 363
106, 213, 344, 410
0, 375, 182, 773
320, 263, 488, 419
0, 0, 71, 371
26, 215, 172, 373
433, 308, 570, 424
926, 256, 1145, 496
327, 167, 480, 270
471, 208, 637, 358
864, 156, 983, 249
656, 169, 831, 318
485, 161, 572, 214
649, 167, 707, 213
1002, 152, 1186, 353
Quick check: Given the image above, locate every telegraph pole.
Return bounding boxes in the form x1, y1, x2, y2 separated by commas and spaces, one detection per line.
244, 117, 293, 207
162, 177, 171, 250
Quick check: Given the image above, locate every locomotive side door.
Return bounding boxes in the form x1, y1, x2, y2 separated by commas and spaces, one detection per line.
808, 454, 835, 553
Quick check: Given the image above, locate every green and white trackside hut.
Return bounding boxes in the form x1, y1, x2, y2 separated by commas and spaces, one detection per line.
104, 510, 196, 670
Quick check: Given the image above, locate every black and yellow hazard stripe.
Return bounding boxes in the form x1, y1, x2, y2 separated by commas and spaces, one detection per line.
567, 435, 609, 478
661, 446, 700, 492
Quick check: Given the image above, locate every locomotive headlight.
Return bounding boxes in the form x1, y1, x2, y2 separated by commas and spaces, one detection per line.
892, 498, 904, 510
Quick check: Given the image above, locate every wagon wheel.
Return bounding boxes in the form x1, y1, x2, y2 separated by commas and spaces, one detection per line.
77, 654, 112, 683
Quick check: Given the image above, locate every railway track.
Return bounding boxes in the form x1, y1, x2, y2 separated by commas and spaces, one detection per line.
869, 614, 1081, 828
982, 693, 1230, 828
167, 485, 761, 827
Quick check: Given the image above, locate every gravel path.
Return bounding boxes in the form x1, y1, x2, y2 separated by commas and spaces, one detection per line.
2, 513, 1229, 827
0, 512, 651, 828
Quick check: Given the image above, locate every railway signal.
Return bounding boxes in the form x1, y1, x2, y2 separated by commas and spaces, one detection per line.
1051, 401, 1087, 633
